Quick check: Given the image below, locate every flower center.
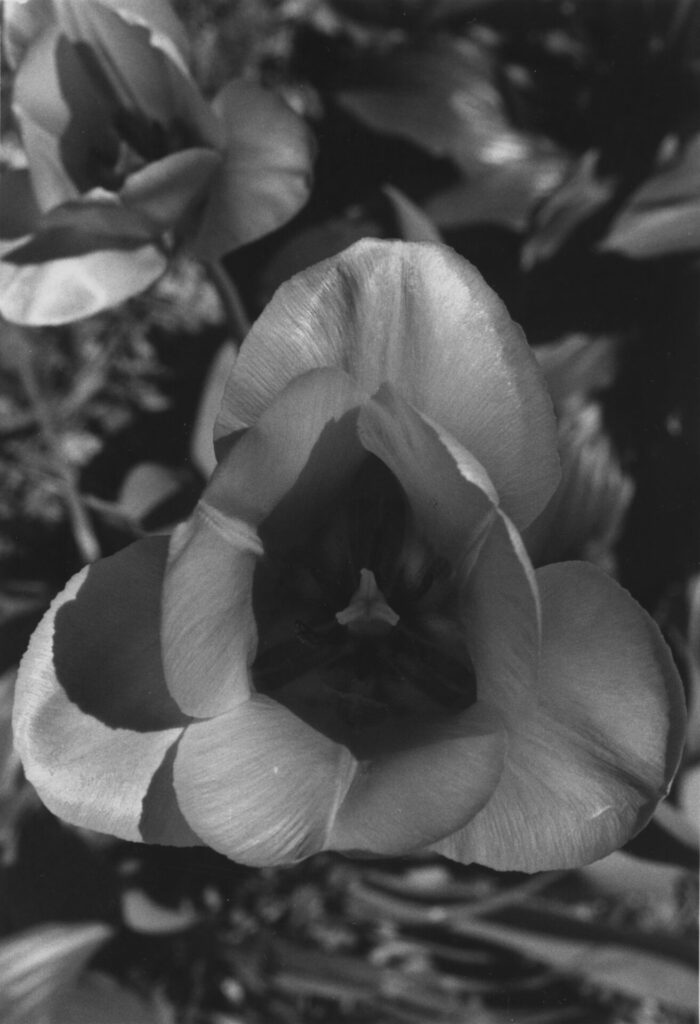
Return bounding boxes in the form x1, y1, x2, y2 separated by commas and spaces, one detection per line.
335, 568, 400, 636
251, 456, 477, 748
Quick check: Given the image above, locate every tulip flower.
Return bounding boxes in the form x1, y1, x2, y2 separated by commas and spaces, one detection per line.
0, 0, 314, 325
13, 241, 685, 870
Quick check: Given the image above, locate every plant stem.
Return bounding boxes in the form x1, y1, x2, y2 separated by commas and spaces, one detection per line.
13, 329, 101, 565
206, 259, 251, 347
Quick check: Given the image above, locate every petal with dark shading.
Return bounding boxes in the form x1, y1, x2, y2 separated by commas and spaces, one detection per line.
205, 368, 367, 546
173, 696, 356, 866
0, 239, 166, 325
140, 741, 202, 847
162, 369, 367, 719
190, 80, 315, 259
358, 384, 497, 564
215, 240, 559, 529
432, 562, 686, 871
329, 701, 506, 856
120, 148, 221, 230
13, 537, 187, 841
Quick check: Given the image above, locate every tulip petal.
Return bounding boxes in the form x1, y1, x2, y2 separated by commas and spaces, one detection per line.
139, 741, 202, 847
0, 240, 166, 325
216, 240, 559, 529
432, 562, 686, 871
190, 81, 315, 259
61, 0, 192, 74
161, 509, 260, 719
120, 149, 222, 230
13, 537, 188, 841
358, 384, 497, 564
329, 701, 506, 856
462, 510, 541, 710
13, 26, 97, 208
205, 367, 367, 545
55, 2, 206, 136
173, 695, 357, 866
161, 369, 366, 718
13, 15, 216, 211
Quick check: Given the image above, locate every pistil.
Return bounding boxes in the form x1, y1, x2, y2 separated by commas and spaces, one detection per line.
335, 569, 400, 636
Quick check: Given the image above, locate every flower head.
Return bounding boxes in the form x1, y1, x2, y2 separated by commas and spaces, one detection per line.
0, 0, 314, 325
13, 241, 685, 869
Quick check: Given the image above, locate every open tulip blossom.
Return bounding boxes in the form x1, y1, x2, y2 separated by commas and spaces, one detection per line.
0, 0, 314, 325
13, 241, 685, 870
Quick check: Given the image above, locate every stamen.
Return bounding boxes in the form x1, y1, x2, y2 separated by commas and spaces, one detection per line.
335, 569, 400, 636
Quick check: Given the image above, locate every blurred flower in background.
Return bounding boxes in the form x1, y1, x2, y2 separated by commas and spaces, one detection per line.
13, 241, 686, 871
0, 0, 315, 326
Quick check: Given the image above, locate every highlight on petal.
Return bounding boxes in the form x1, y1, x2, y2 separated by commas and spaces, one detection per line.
173, 696, 357, 866
0, 240, 167, 325
215, 239, 559, 529
59, 0, 192, 75
358, 383, 497, 565
13, 538, 189, 842
4, 0, 192, 73
13, 26, 90, 209
433, 562, 686, 871
328, 701, 506, 856
190, 80, 315, 259
162, 368, 367, 718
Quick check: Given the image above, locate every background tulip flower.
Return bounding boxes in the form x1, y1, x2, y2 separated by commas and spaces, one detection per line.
13, 241, 686, 871
0, 0, 314, 326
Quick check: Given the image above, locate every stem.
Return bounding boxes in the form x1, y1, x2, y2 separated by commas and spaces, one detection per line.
206, 259, 251, 347
13, 330, 101, 565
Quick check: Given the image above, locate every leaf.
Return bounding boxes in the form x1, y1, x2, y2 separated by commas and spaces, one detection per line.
678, 764, 700, 840
444, 916, 698, 1012
0, 669, 19, 789
425, 154, 568, 233
330, 0, 498, 28
523, 402, 633, 568
533, 334, 618, 410
0, 580, 50, 674
336, 38, 531, 175
0, 169, 41, 241
0, 922, 112, 1024
602, 134, 700, 257
653, 798, 699, 854
55, 972, 171, 1024
522, 151, 614, 269
682, 573, 700, 759
118, 463, 182, 522
580, 850, 690, 904
382, 185, 441, 242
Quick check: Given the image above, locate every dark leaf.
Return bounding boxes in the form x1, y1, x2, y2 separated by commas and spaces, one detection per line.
336, 38, 530, 176
602, 135, 700, 257
0, 922, 112, 1024
522, 151, 614, 269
